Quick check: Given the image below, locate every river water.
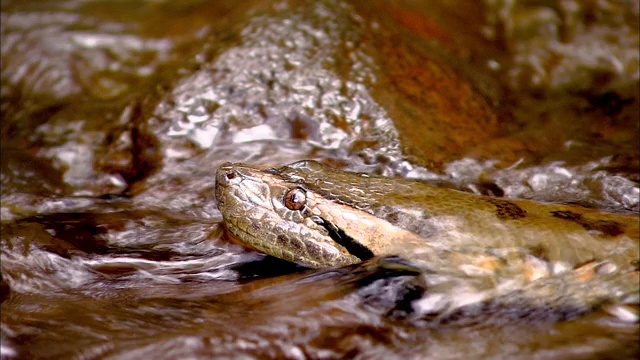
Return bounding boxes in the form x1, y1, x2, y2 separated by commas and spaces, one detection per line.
1, 1, 638, 359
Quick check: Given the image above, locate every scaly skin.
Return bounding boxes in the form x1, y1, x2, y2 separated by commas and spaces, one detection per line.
215, 160, 639, 315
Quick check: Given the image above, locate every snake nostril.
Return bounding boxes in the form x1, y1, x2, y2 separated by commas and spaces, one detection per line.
225, 170, 237, 180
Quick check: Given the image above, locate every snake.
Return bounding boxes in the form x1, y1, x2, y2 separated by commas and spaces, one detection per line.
215, 160, 639, 315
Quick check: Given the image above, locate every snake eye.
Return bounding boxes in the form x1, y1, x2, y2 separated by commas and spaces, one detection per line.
284, 188, 306, 211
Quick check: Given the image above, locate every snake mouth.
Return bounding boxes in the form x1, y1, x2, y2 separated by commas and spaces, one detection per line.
222, 223, 258, 250
310, 216, 374, 262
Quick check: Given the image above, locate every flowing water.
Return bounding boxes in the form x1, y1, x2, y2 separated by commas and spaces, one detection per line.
1, 0, 638, 359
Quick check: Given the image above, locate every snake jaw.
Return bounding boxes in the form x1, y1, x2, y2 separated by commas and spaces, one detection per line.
310, 215, 375, 262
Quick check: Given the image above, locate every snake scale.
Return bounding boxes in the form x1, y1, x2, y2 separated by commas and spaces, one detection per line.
215, 160, 639, 319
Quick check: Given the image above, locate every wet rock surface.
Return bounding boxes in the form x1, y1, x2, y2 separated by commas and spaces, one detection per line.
1, 0, 638, 359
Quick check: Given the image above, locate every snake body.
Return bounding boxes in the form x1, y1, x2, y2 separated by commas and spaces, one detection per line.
215, 160, 639, 314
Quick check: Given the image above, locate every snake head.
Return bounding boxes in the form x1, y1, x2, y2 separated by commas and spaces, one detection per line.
215, 162, 362, 268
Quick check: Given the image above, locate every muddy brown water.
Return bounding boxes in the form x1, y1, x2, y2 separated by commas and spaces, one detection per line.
1, 1, 638, 359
